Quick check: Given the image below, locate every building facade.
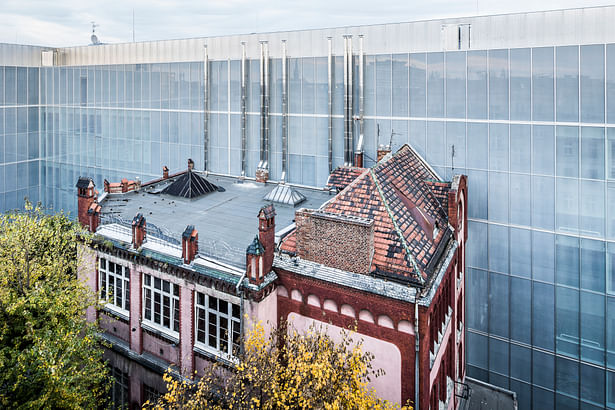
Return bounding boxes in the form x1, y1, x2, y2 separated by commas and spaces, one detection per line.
2, 6, 615, 409
76, 145, 467, 409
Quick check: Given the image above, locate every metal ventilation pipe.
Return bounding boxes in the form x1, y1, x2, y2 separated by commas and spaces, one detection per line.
281, 40, 288, 182
343, 35, 350, 166
203, 44, 209, 171
240, 42, 247, 177
263, 41, 270, 170
327, 37, 333, 173
347, 35, 353, 165
259, 41, 265, 169
358, 35, 365, 153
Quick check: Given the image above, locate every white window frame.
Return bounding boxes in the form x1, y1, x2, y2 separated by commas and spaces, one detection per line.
142, 273, 180, 340
194, 291, 241, 358
99, 257, 130, 318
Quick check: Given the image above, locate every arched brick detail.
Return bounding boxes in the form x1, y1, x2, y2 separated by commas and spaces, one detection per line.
359, 309, 375, 323
323, 299, 338, 312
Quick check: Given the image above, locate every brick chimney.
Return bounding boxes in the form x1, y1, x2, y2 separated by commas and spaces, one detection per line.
257, 204, 276, 277
87, 201, 102, 232
163, 166, 169, 179
131, 213, 146, 249
121, 178, 129, 193
354, 152, 364, 168
182, 225, 199, 264
246, 236, 265, 285
255, 168, 269, 183
377, 144, 391, 162
188, 158, 195, 171
76, 177, 97, 231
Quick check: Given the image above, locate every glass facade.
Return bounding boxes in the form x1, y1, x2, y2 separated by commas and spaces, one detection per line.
2, 28, 615, 410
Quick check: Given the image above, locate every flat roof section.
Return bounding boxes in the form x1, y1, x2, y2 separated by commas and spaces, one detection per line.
97, 173, 332, 268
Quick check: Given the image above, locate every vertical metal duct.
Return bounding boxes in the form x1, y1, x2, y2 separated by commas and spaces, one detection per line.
327, 37, 333, 173
240, 42, 247, 177
343, 35, 353, 166
348, 35, 353, 165
203, 44, 209, 171
259, 41, 265, 169
358, 35, 365, 153
343, 35, 349, 166
263, 41, 270, 170
281, 40, 288, 182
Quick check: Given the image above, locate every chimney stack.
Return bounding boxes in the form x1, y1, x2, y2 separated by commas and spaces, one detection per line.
354, 152, 364, 168
182, 225, 199, 264
256, 204, 276, 280
188, 158, 195, 171
121, 178, 129, 193
163, 166, 169, 179
76, 177, 98, 231
131, 213, 146, 249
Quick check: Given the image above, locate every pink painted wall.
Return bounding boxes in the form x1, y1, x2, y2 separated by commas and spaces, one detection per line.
245, 288, 278, 338
129, 263, 143, 354
179, 288, 194, 375
77, 245, 97, 323
99, 313, 130, 342
287, 312, 402, 405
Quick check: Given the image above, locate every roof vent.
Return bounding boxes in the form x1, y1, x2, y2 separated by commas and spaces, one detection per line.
161, 170, 222, 199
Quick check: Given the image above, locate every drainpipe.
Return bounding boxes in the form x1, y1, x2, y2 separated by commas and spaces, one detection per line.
343, 35, 351, 166
347, 35, 353, 165
203, 44, 209, 171
415, 296, 420, 410
236, 271, 247, 355
358, 35, 364, 152
281, 40, 288, 183
263, 41, 270, 170
259, 41, 265, 169
241, 41, 247, 177
327, 37, 333, 173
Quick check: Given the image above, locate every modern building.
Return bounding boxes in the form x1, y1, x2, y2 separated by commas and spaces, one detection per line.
2, 5, 615, 409
76, 144, 467, 409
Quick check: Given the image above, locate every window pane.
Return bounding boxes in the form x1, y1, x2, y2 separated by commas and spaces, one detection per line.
533, 47, 555, 122
511, 343, 531, 382
556, 235, 579, 287
510, 124, 531, 173
533, 125, 555, 175
581, 126, 605, 180
467, 122, 487, 169
533, 282, 555, 350
580, 179, 605, 237
489, 337, 509, 376
392, 54, 409, 117
556, 286, 579, 358
581, 239, 605, 292
532, 176, 555, 230
581, 291, 605, 365
489, 272, 509, 338
488, 224, 508, 273
556, 356, 579, 397
556, 46, 579, 122
608, 297, 615, 368
511, 278, 532, 342
488, 172, 508, 223
467, 268, 488, 332
427, 53, 444, 118
445, 51, 465, 118
489, 49, 509, 120
510, 174, 531, 227
581, 45, 605, 124
556, 178, 579, 233
409, 53, 426, 118
510, 228, 531, 278
557, 126, 579, 178
489, 124, 509, 171
581, 363, 605, 406
467, 51, 487, 119
533, 350, 555, 389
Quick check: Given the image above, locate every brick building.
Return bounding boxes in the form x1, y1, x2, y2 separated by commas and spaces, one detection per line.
77, 144, 467, 409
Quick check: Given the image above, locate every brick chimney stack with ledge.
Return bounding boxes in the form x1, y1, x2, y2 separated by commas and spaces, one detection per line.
295, 209, 374, 274
76, 177, 98, 232
246, 236, 266, 285
131, 213, 146, 249
182, 225, 199, 264
257, 204, 276, 277
163, 166, 169, 179
377, 144, 391, 162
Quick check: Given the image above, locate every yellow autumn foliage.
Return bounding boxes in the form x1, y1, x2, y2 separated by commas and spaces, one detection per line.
146, 321, 412, 410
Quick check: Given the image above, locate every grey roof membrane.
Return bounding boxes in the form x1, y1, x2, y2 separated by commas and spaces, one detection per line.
98, 174, 332, 267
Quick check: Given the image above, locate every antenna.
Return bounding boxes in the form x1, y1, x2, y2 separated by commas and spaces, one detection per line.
451, 144, 456, 173
376, 123, 381, 145
90, 21, 100, 45
389, 129, 401, 149
132, 9, 135, 42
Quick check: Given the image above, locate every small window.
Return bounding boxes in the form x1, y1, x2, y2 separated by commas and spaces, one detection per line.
99, 257, 130, 316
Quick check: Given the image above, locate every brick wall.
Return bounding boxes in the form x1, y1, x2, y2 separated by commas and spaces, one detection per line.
295, 209, 374, 274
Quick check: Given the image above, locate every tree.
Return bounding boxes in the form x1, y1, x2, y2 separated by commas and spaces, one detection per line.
0, 202, 111, 409
147, 321, 411, 410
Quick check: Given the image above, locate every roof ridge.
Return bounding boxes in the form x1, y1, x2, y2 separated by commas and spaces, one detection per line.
369, 168, 424, 285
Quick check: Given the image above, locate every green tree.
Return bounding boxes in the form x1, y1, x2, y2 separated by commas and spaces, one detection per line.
147, 321, 411, 410
0, 201, 111, 409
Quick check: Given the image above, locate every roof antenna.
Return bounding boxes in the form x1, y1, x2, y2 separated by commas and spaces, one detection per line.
90, 21, 100, 45
389, 129, 401, 150
451, 144, 455, 174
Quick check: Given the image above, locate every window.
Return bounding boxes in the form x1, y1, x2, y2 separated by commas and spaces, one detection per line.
110, 366, 129, 409
143, 274, 179, 336
99, 257, 130, 316
195, 292, 240, 357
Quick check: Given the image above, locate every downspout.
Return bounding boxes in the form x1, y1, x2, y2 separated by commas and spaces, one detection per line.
263, 41, 270, 170
236, 271, 247, 355
347, 35, 353, 165
343, 35, 348, 165
241, 41, 247, 177
203, 44, 209, 171
358, 34, 364, 154
415, 296, 420, 410
281, 40, 288, 183
258, 41, 265, 169
327, 37, 333, 173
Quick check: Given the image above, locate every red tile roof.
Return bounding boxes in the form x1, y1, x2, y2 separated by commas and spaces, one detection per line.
325, 167, 367, 192
282, 144, 453, 286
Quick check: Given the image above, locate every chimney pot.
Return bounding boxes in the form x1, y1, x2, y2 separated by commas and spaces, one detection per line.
163, 166, 169, 179
182, 225, 199, 264
131, 213, 146, 249
188, 159, 195, 171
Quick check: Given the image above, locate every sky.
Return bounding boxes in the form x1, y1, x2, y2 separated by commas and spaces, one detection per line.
1, 0, 614, 47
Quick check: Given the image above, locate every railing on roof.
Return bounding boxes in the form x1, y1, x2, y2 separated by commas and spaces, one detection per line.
99, 214, 245, 268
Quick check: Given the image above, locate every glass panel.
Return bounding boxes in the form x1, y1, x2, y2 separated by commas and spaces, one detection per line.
533, 350, 555, 389
556, 46, 579, 122
511, 343, 531, 382
488, 223, 508, 273
532, 176, 555, 230
581, 239, 605, 292
375, 55, 391, 117
608, 370, 615, 408
467, 268, 488, 332
533, 47, 555, 122
557, 126, 579, 178
510, 277, 532, 345
467, 221, 488, 270
533, 125, 555, 175
533, 282, 555, 350
467, 331, 488, 370
510, 127, 531, 171
467, 169, 487, 220
581, 363, 605, 406
489, 272, 509, 338
581, 291, 605, 365
609, 297, 615, 369
426, 53, 444, 118
392, 54, 409, 117
445, 51, 465, 119
489, 123, 509, 172
489, 337, 509, 376
580, 179, 605, 237
409, 53, 426, 118
489, 49, 509, 120
556, 235, 579, 287
556, 178, 579, 233
556, 356, 579, 398
510, 228, 531, 278
467, 51, 488, 119
467, 122, 488, 170
556, 286, 579, 358
581, 126, 605, 180
581, 45, 605, 124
